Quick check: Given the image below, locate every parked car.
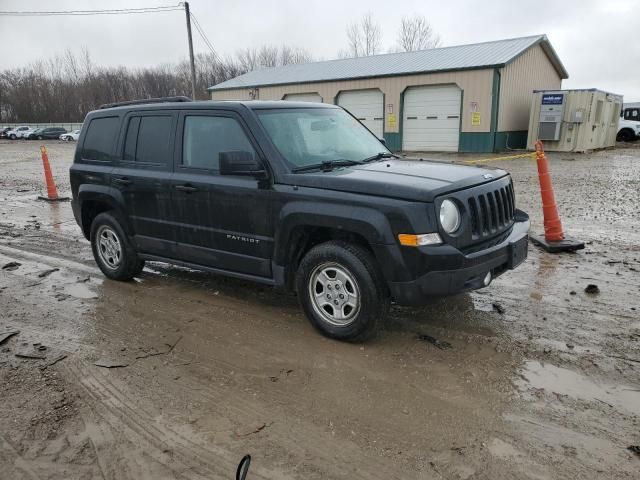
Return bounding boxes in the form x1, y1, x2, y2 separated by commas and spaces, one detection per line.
70, 98, 530, 341
60, 129, 81, 142
617, 118, 640, 142
17, 126, 38, 139
6, 126, 30, 139
27, 126, 67, 140
27, 128, 44, 139
0, 127, 13, 138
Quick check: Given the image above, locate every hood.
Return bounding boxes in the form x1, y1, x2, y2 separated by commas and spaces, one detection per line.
282, 158, 509, 202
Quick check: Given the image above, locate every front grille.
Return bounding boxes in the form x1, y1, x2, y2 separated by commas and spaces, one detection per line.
461, 227, 513, 254
467, 181, 515, 239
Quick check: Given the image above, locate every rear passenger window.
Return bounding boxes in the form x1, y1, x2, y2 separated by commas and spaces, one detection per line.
82, 117, 119, 161
122, 115, 173, 165
182, 116, 255, 170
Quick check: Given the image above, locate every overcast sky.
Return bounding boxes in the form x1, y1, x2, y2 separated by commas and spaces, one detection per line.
1, 0, 639, 101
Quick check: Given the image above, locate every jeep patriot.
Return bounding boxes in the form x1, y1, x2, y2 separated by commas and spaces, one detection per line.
70, 97, 530, 341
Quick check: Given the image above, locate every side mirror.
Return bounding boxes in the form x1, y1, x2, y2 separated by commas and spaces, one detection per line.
379, 137, 386, 146
219, 151, 267, 178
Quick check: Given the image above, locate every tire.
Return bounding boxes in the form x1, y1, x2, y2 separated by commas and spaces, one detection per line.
9, 134, 15, 140
90, 212, 144, 281
617, 128, 635, 142
37, 135, 43, 140
296, 241, 390, 342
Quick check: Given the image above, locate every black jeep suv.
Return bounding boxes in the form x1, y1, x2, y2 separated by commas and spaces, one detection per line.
70, 97, 529, 341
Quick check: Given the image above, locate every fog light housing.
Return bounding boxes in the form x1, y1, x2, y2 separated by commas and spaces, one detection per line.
483, 271, 492, 286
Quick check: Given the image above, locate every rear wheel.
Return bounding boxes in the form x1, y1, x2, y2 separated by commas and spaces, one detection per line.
37, 135, 44, 140
90, 212, 144, 281
9, 134, 16, 140
296, 241, 389, 342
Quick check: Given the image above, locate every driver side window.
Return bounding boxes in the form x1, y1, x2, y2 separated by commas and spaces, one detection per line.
182, 115, 256, 171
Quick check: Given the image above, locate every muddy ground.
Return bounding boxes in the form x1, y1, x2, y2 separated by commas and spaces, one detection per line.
0, 139, 638, 480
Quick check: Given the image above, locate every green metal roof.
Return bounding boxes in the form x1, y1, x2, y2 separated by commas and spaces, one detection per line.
209, 34, 568, 91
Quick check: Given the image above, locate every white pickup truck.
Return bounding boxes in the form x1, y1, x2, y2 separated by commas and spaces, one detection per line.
617, 118, 640, 142
6, 126, 31, 139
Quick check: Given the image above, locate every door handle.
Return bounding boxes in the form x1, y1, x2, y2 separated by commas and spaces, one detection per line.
113, 177, 132, 185
175, 184, 198, 193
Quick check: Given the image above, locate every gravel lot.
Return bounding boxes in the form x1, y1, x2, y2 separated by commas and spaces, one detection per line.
0, 139, 639, 479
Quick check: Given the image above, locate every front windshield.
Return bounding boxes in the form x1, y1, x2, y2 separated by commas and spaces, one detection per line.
256, 107, 389, 169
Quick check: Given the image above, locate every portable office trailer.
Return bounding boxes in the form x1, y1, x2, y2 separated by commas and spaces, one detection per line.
527, 89, 622, 152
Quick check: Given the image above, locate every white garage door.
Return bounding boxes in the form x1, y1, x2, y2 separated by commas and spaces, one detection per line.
283, 93, 322, 103
337, 89, 384, 139
402, 85, 462, 152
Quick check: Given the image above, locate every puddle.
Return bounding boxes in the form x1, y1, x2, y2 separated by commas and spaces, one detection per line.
0, 248, 100, 300
518, 361, 640, 415
65, 282, 98, 299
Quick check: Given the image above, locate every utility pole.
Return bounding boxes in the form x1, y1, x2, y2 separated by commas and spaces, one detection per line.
184, 2, 197, 100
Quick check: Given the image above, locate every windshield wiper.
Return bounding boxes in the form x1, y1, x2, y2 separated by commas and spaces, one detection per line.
292, 159, 363, 173
361, 152, 397, 163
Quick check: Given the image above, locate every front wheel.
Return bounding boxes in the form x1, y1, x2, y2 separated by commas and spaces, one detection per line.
617, 129, 635, 142
296, 241, 389, 342
37, 135, 44, 140
9, 134, 16, 140
90, 212, 145, 281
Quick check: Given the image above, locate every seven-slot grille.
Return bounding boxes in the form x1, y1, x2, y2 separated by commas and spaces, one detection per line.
467, 181, 515, 240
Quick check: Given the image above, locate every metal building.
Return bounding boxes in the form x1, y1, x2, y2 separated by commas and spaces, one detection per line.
527, 89, 622, 152
209, 35, 568, 153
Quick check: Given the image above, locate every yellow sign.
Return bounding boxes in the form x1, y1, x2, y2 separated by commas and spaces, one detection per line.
471, 112, 481, 126
387, 113, 397, 128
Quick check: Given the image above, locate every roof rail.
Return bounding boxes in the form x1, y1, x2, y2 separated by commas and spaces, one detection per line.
99, 96, 193, 109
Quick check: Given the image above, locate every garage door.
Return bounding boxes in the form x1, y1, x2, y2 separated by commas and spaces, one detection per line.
283, 93, 322, 103
402, 85, 461, 152
337, 89, 384, 139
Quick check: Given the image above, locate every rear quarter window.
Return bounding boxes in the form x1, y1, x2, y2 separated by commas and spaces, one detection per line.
81, 116, 120, 162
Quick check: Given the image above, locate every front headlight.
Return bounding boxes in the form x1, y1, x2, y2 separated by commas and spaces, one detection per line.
439, 199, 461, 234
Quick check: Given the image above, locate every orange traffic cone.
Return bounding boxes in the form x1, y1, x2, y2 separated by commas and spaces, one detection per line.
38, 146, 69, 202
530, 140, 583, 253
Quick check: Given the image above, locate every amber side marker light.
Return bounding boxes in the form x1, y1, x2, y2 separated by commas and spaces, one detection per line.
398, 233, 442, 246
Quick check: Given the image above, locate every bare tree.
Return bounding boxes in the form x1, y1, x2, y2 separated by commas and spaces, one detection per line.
397, 15, 441, 52
0, 44, 313, 122
237, 47, 260, 71
238, 45, 313, 71
345, 13, 381, 57
257, 45, 279, 68
280, 45, 313, 66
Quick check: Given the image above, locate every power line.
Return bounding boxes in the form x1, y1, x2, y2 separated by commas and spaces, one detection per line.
0, 5, 182, 16
189, 11, 221, 62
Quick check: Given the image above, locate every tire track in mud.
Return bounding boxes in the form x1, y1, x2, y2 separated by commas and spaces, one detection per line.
0, 435, 42, 480
64, 359, 244, 480
0, 243, 412, 479
63, 353, 411, 480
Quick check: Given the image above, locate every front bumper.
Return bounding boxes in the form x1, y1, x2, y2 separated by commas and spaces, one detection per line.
388, 213, 530, 305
